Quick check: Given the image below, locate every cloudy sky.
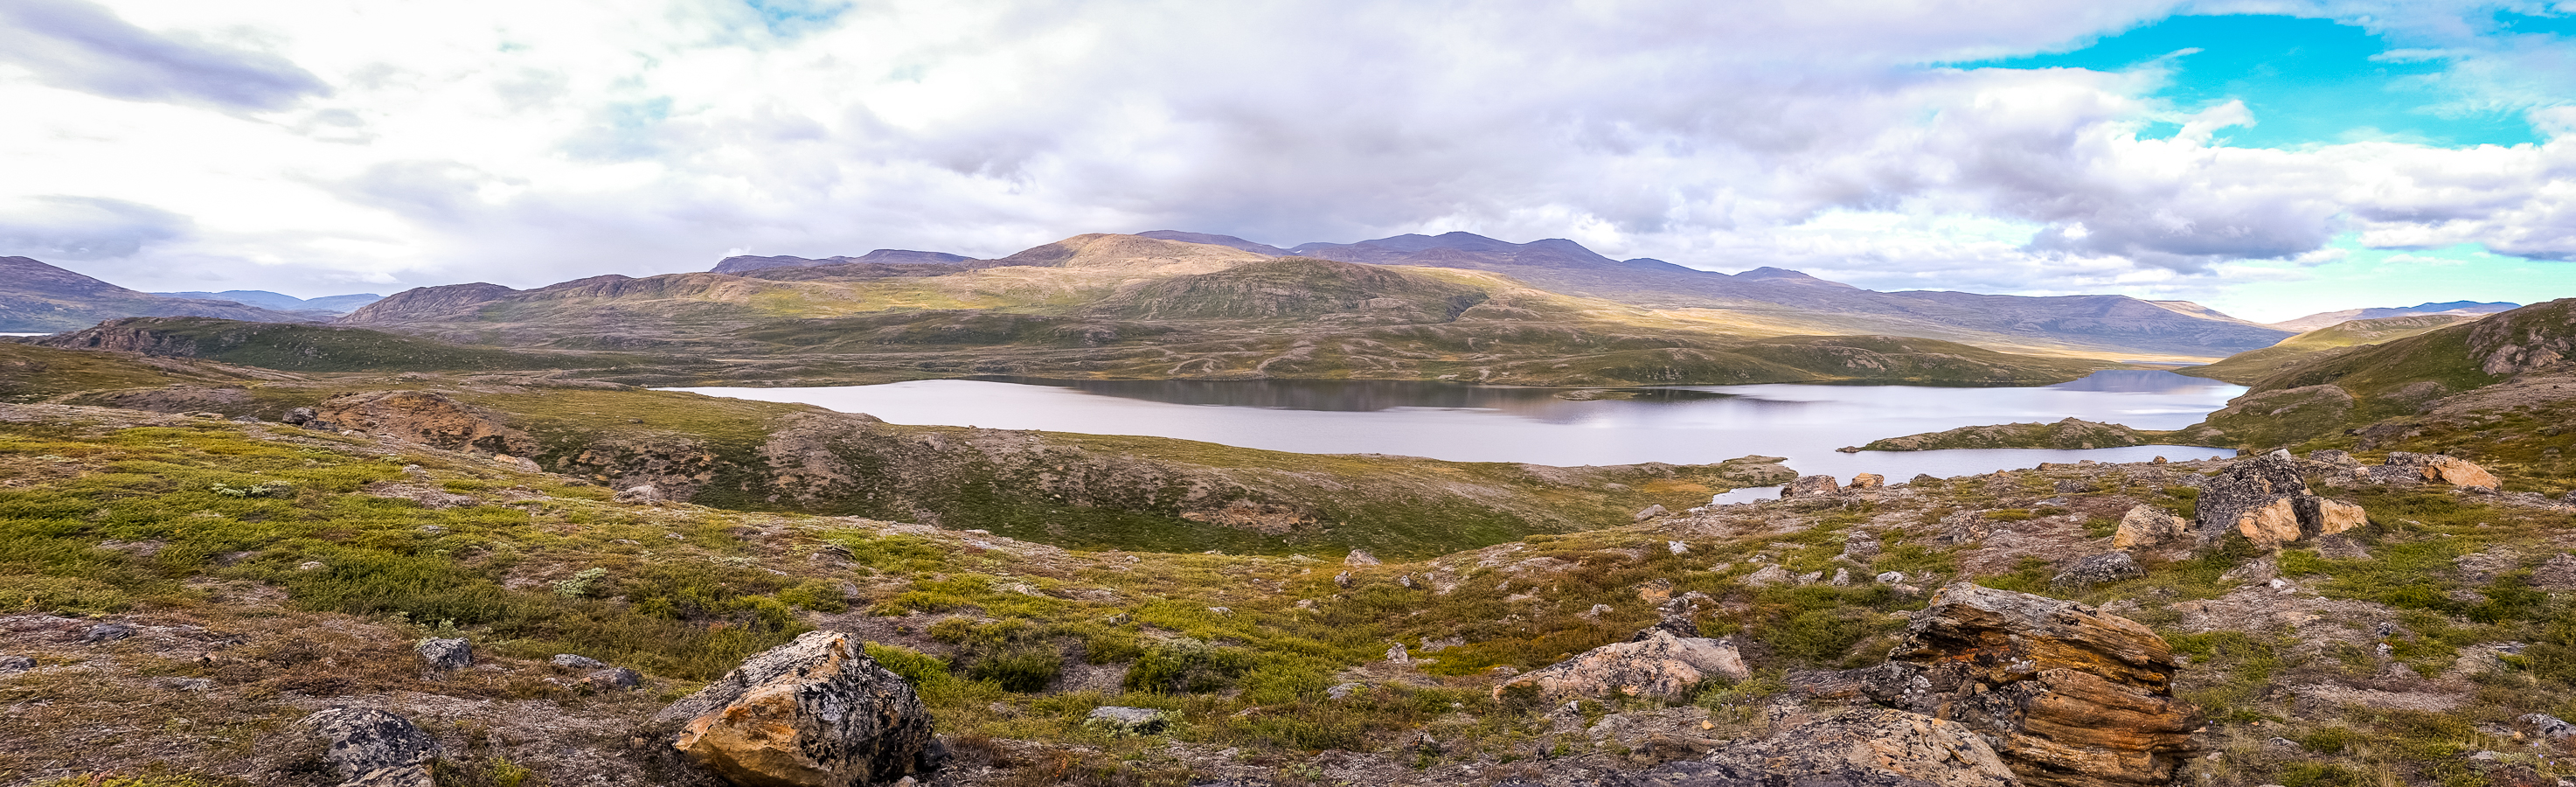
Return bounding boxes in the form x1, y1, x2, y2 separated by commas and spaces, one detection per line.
3, 0, 2573, 321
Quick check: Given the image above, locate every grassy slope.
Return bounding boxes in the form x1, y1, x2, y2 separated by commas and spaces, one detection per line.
26, 317, 648, 373
2179, 314, 2482, 386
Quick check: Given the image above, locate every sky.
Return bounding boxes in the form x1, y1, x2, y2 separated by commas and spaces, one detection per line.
2, 1, 2574, 322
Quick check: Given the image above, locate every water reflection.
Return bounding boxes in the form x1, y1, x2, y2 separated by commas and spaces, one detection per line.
666, 371, 2246, 483
977, 376, 1735, 411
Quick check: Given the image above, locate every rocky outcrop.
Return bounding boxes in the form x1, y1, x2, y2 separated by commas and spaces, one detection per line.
417, 637, 472, 672
2053, 553, 2142, 588
1871, 584, 2199, 787
2377, 452, 2500, 488
650, 630, 939, 787
1497, 628, 1749, 702
300, 707, 439, 787
1862, 417, 2150, 452
2193, 456, 2369, 548
316, 391, 535, 455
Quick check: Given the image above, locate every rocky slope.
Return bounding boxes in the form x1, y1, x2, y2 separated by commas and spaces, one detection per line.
0, 256, 316, 331
712, 249, 973, 274
24, 317, 618, 373
1860, 417, 2154, 451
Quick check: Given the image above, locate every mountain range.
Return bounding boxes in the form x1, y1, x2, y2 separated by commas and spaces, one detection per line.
152, 289, 384, 313
694, 230, 2295, 359
0, 256, 323, 331
2264, 300, 2521, 331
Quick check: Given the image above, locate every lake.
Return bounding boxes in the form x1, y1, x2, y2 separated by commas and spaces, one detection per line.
668, 371, 2243, 501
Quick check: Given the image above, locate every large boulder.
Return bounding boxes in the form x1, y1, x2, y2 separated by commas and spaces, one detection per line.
1497, 629, 1750, 702
1638, 706, 2017, 787
649, 630, 939, 787
315, 391, 536, 455
299, 707, 438, 787
1878, 584, 2199, 787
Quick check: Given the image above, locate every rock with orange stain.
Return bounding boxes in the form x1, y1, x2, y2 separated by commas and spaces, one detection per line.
650, 630, 940, 786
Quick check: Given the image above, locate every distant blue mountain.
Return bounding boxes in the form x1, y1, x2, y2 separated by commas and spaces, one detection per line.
155, 289, 383, 314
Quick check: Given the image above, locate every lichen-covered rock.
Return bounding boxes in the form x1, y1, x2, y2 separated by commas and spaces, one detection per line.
2379, 452, 2501, 488
1497, 629, 1748, 701
614, 484, 667, 505
1635, 504, 1670, 521
300, 707, 438, 787
417, 637, 472, 672
1084, 706, 1171, 735
1743, 564, 1792, 587
2111, 505, 2188, 549
1640, 706, 2017, 787
650, 630, 937, 787
2194, 456, 2308, 540
2053, 553, 2142, 588
1782, 475, 1842, 498
1883, 583, 2200, 787
1848, 473, 1885, 490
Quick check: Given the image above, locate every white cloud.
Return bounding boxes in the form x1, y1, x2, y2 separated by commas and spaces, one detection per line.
0, 0, 2568, 309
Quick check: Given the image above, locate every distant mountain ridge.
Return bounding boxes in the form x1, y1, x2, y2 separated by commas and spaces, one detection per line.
712, 249, 971, 275
154, 290, 382, 313
0, 256, 316, 332
2267, 301, 2521, 331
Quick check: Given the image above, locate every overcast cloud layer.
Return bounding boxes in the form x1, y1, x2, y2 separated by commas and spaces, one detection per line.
2, 0, 2573, 320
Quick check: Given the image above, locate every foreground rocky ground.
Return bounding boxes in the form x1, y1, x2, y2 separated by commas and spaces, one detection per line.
5, 393, 2576, 787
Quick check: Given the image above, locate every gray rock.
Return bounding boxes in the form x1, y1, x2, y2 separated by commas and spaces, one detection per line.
1781, 475, 1843, 498
651, 630, 938, 785
613, 484, 665, 505
80, 623, 135, 644
1634, 504, 1670, 521
417, 638, 473, 672
2113, 505, 2191, 549
1743, 564, 1792, 588
1326, 682, 1365, 700
0, 654, 31, 672
585, 667, 642, 690
1876, 571, 1906, 584
282, 407, 318, 425
551, 653, 607, 669
1639, 706, 2016, 787
2309, 449, 2360, 467
1085, 706, 1172, 735
1830, 568, 1854, 586
300, 707, 438, 787
2053, 552, 2144, 588
1842, 533, 1883, 562
155, 677, 214, 692
1333, 570, 1353, 588
1344, 549, 1380, 566
1498, 629, 1749, 701
2518, 713, 2576, 741
1386, 643, 1412, 664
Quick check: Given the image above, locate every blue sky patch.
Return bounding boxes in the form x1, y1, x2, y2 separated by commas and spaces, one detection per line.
741, 0, 852, 38
1960, 14, 2540, 149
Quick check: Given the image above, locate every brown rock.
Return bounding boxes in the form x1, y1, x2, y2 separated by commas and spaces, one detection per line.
2194, 456, 2307, 542
2234, 498, 2302, 547
652, 630, 938, 786
2111, 505, 2187, 549
1849, 473, 1885, 490
1499, 629, 1749, 702
2295, 497, 2366, 536
1885, 584, 2199, 787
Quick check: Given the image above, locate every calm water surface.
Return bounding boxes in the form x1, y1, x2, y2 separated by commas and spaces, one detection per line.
670, 371, 2243, 500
